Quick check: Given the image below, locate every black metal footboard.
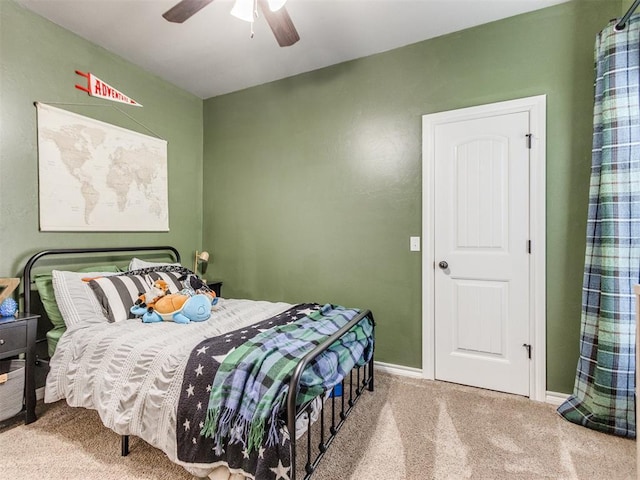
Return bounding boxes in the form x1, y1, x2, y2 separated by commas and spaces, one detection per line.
120, 310, 376, 477
287, 310, 375, 480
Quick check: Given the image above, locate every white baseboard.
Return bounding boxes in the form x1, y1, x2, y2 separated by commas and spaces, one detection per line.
545, 391, 568, 406
36, 386, 44, 401
374, 361, 423, 378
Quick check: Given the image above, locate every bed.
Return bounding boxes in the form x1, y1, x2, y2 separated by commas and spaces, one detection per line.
23, 246, 375, 480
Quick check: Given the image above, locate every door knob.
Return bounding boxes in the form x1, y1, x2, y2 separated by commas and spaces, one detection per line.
438, 261, 448, 269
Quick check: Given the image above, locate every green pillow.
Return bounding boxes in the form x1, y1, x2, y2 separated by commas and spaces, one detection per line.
46, 327, 66, 358
34, 265, 121, 330
34, 274, 64, 330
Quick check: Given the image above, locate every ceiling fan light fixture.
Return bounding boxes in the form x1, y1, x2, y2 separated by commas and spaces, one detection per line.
267, 0, 287, 12
231, 0, 255, 22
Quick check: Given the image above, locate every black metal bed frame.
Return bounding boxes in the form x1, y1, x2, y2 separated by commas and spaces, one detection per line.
23, 246, 375, 480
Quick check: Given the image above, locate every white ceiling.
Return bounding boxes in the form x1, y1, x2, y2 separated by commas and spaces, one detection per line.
16, 0, 570, 99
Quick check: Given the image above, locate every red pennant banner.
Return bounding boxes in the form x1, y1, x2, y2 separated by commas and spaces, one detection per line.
75, 71, 143, 107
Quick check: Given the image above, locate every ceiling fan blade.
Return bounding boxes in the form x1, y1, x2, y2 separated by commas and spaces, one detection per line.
162, 0, 215, 23
257, 0, 300, 47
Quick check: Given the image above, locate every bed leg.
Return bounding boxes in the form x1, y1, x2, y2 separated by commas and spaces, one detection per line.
368, 356, 375, 392
121, 435, 129, 456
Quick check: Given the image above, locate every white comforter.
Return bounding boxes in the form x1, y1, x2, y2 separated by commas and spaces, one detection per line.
45, 298, 292, 478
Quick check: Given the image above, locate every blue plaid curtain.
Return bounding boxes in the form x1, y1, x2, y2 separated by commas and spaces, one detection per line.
557, 16, 640, 438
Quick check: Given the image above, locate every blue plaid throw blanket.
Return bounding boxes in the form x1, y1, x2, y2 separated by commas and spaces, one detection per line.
202, 304, 374, 452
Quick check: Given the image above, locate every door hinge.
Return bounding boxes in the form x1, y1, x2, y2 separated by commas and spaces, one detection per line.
526, 133, 532, 149
522, 343, 532, 359
527, 240, 532, 254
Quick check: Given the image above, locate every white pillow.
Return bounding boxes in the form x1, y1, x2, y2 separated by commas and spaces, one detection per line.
128, 257, 181, 270
52, 270, 118, 327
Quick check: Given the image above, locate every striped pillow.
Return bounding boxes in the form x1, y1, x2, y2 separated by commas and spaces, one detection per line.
89, 272, 184, 323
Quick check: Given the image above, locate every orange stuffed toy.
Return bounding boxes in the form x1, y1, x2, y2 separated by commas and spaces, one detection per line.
135, 279, 169, 309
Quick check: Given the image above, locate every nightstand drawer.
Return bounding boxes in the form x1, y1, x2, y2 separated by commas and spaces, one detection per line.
0, 323, 27, 355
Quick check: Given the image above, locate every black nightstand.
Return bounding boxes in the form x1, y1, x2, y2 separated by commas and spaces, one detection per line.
0, 313, 39, 424
207, 281, 223, 298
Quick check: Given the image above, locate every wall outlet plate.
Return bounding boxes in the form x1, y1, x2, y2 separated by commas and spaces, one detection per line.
410, 236, 421, 252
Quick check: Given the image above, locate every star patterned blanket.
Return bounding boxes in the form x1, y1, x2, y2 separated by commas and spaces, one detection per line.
176, 304, 374, 479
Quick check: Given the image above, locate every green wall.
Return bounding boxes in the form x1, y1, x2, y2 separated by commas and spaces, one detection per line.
202, 0, 620, 393
0, 1, 203, 277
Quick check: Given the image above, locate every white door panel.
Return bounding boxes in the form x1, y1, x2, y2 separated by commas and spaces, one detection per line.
454, 136, 508, 250
434, 111, 530, 396
453, 279, 506, 356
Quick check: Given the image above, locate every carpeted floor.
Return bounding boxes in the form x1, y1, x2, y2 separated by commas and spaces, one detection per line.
0, 372, 635, 479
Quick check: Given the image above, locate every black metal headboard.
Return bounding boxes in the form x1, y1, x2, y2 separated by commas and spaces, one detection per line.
22, 246, 180, 313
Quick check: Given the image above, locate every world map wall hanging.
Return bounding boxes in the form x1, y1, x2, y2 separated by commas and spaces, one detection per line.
35, 102, 168, 232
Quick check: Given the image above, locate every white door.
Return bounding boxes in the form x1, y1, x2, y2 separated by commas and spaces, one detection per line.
433, 111, 531, 396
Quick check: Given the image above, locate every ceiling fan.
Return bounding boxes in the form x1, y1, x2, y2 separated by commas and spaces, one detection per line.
162, 0, 300, 47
